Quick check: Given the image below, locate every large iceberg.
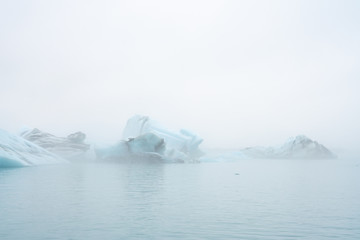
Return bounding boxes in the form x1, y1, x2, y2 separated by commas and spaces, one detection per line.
122, 115, 204, 162
0, 129, 67, 167
201, 135, 336, 162
95, 132, 167, 163
20, 128, 92, 160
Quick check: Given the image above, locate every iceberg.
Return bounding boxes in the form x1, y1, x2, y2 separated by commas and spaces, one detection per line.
95, 132, 167, 163
0, 129, 67, 167
20, 128, 91, 160
239, 135, 336, 159
201, 135, 336, 162
122, 115, 204, 162
280, 135, 336, 159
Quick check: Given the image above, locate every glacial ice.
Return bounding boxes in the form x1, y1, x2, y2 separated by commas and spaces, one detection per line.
241, 135, 336, 159
201, 135, 336, 162
0, 129, 68, 167
20, 128, 92, 160
1, 116, 336, 167
95, 132, 167, 163
122, 115, 204, 162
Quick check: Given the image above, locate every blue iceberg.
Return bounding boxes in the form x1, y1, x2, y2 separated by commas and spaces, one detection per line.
122, 115, 204, 163
96, 115, 204, 163
95, 132, 166, 163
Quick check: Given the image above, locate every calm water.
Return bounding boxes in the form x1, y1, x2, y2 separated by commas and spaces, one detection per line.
0, 159, 359, 240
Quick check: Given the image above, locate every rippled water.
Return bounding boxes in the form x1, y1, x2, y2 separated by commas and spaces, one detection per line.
0, 159, 359, 239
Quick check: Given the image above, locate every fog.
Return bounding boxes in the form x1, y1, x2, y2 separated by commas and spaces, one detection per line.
1, 0, 359, 156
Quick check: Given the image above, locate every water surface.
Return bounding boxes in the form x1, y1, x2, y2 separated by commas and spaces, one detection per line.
1, 159, 359, 239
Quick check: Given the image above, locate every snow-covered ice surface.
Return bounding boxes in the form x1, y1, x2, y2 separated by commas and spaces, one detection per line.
122, 115, 204, 163
21, 128, 92, 160
201, 135, 336, 162
243, 135, 336, 159
0, 129, 68, 167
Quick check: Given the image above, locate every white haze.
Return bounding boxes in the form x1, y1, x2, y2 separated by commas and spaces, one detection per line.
0, 0, 359, 156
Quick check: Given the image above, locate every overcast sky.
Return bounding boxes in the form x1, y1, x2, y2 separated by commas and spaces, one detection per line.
0, 0, 359, 154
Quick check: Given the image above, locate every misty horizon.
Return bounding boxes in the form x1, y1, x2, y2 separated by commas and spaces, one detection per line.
1, 0, 359, 155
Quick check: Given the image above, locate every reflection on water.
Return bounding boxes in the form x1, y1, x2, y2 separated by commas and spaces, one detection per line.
0, 159, 360, 239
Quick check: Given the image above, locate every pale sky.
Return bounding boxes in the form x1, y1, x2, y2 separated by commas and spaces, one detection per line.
0, 0, 359, 155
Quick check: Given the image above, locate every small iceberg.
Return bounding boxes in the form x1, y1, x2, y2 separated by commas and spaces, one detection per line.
239, 135, 336, 159
20, 128, 92, 160
0, 129, 68, 168
201, 135, 336, 162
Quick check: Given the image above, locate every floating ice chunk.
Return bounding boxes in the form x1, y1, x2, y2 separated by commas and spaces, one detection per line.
272, 135, 336, 159
122, 115, 203, 162
204, 135, 336, 161
127, 133, 165, 154
21, 128, 92, 160
95, 132, 166, 163
0, 129, 67, 167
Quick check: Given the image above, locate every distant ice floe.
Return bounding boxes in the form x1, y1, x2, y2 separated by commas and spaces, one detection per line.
201, 135, 336, 162
0, 129, 68, 167
20, 128, 93, 160
96, 115, 204, 163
